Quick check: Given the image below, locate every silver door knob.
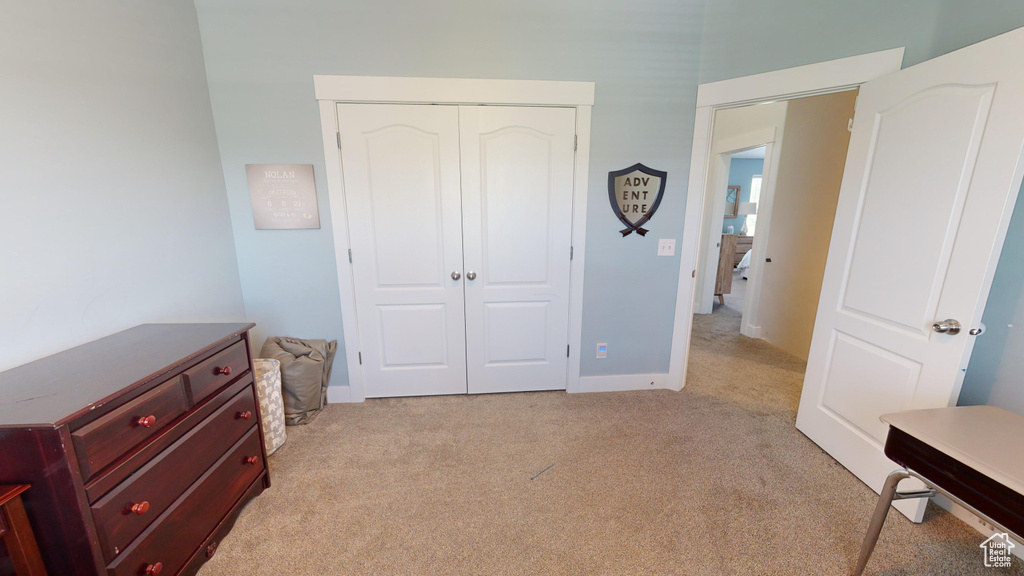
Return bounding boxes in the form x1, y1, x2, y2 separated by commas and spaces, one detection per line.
932, 319, 962, 335
451, 271, 461, 281
466, 271, 477, 281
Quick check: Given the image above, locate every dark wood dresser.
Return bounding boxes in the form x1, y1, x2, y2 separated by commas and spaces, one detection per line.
0, 323, 269, 576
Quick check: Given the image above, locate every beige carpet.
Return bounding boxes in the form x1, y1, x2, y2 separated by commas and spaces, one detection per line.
201, 307, 1022, 575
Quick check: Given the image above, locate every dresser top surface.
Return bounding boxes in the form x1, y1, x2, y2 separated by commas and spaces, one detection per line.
0, 323, 254, 427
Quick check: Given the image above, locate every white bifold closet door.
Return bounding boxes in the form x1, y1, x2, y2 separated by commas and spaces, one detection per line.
338, 104, 467, 398
460, 106, 576, 394
337, 103, 576, 398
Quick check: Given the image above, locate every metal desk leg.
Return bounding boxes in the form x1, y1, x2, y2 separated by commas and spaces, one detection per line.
851, 470, 911, 576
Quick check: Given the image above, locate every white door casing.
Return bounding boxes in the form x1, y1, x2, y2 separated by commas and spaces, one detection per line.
796, 28, 1024, 520
337, 104, 468, 398
460, 106, 576, 393
670, 48, 905, 391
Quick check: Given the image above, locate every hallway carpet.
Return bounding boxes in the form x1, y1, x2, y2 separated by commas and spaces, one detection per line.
200, 307, 1021, 575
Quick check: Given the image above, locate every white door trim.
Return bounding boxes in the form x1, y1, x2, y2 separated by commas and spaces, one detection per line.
694, 127, 777, 316
316, 76, 595, 402
667, 48, 905, 391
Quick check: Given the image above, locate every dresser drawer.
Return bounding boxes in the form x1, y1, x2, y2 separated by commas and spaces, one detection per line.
107, 428, 264, 576
72, 378, 190, 480
184, 340, 249, 403
91, 386, 258, 563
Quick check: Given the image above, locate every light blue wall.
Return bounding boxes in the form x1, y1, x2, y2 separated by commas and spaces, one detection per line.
194, 0, 704, 380
192, 1, 1024, 393
958, 180, 1024, 417
0, 1, 245, 372
722, 158, 764, 234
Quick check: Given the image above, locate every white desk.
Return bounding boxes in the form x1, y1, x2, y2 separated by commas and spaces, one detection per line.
852, 406, 1024, 575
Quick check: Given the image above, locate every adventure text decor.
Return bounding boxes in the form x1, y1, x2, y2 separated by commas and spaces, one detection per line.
608, 163, 667, 236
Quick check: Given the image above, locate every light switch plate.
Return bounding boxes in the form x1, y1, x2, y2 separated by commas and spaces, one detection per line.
596, 343, 607, 358
658, 239, 675, 256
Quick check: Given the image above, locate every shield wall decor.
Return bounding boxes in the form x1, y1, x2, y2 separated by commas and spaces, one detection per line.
608, 163, 667, 236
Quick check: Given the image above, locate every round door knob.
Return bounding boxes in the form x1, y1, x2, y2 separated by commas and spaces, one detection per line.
466, 271, 477, 281
215, 365, 232, 376
451, 271, 461, 281
136, 415, 157, 428
245, 456, 259, 465
237, 411, 252, 420
145, 562, 163, 575
932, 319, 962, 335
130, 501, 150, 515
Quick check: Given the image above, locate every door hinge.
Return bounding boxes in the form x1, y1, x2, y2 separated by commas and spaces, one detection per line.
574, 135, 578, 151
337, 132, 342, 149
570, 246, 574, 260
847, 118, 854, 133
348, 248, 352, 263
567, 345, 570, 357
358, 351, 362, 365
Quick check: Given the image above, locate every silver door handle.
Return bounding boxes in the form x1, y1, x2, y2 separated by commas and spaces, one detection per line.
451, 271, 461, 281
466, 271, 477, 281
932, 319, 961, 335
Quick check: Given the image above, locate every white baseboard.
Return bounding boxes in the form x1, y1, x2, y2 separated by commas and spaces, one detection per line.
740, 324, 762, 338
329, 376, 679, 401
326, 386, 356, 403
933, 495, 1023, 559
575, 373, 677, 393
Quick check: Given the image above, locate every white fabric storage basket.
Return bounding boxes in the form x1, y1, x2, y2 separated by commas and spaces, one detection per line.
253, 358, 287, 455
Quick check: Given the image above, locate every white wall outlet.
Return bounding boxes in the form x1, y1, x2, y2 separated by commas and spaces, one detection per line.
596, 343, 607, 358
657, 238, 675, 256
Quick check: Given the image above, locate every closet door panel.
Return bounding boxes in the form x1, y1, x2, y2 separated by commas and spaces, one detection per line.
460, 106, 576, 393
338, 104, 467, 397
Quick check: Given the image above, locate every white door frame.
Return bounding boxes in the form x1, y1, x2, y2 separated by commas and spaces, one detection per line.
697, 135, 780, 340
314, 76, 595, 402
694, 129, 777, 318
667, 48, 905, 389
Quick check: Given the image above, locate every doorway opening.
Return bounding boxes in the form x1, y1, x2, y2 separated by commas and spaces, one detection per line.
721, 148, 765, 317
692, 90, 858, 362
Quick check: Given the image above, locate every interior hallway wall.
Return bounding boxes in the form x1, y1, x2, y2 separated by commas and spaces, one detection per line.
757, 91, 857, 361
0, 1, 245, 372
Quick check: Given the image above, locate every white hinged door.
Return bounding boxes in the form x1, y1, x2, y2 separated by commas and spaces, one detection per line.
796, 27, 1024, 520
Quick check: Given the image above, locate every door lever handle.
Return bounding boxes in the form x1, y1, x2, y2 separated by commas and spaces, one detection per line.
932, 319, 962, 335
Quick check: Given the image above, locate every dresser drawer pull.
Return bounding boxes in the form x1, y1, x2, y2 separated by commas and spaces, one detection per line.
245, 456, 259, 465
136, 415, 157, 428
144, 562, 163, 575
237, 410, 252, 420
129, 501, 151, 515
214, 365, 232, 376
